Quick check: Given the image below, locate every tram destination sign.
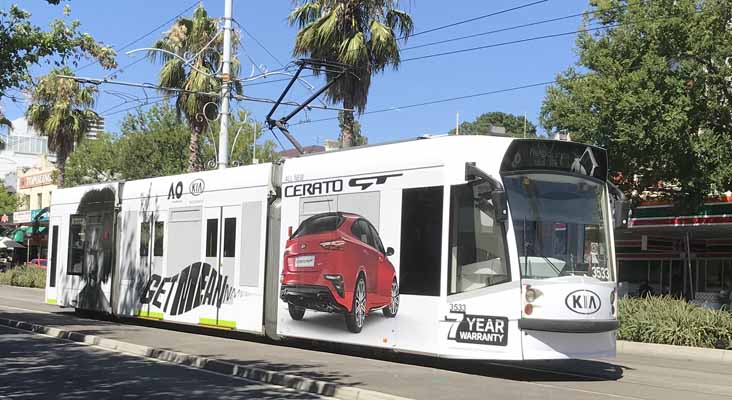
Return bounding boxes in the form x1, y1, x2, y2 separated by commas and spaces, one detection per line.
500, 139, 608, 180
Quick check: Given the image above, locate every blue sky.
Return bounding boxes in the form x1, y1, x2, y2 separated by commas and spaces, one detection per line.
4, 0, 593, 148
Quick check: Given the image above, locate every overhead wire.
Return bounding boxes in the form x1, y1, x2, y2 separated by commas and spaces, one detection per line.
75, 0, 200, 73
403, 0, 549, 40
290, 79, 561, 126
400, 4, 628, 52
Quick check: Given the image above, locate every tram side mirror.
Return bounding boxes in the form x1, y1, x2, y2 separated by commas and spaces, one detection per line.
386, 247, 395, 256
613, 199, 630, 229
491, 190, 508, 222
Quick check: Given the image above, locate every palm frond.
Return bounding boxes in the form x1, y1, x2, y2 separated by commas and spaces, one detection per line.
386, 9, 414, 41
158, 59, 187, 93
368, 20, 399, 68
289, 2, 322, 28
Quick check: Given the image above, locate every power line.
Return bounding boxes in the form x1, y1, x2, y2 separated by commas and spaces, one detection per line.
291, 79, 561, 126
102, 97, 170, 117
238, 24, 286, 67
402, 24, 618, 63
404, 0, 548, 40
402, 12, 600, 52
75, 1, 200, 73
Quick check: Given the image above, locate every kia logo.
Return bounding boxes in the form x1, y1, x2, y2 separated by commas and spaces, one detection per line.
189, 179, 205, 196
565, 289, 601, 315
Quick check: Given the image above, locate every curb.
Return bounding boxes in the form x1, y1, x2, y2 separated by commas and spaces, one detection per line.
617, 340, 732, 364
0, 317, 411, 400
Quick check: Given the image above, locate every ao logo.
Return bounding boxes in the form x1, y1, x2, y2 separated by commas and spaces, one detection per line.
190, 179, 205, 196
565, 289, 601, 315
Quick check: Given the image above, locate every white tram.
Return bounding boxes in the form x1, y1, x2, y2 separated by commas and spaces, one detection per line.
44, 135, 621, 360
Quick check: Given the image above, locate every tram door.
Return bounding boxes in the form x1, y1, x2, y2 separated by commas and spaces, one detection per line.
139, 212, 165, 316
203, 205, 240, 326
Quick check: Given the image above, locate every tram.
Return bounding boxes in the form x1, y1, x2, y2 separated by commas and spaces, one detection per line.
44, 135, 622, 360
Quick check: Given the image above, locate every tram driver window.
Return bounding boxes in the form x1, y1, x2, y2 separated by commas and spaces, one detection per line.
448, 182, 510, 295
399, 186, 443, 296
67, 215, 85, 275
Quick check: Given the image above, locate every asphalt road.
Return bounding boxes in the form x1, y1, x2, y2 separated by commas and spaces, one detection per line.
1, 285, 732, 400
0, 324, 327, 400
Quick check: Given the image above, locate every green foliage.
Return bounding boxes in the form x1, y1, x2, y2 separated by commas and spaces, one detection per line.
0, 184, 20, 214
0, 266, 46, 288
26, 67, 99, 188
148, 5, 242, 172
289, 1, 413, 147
65, 133, 119, 187
449, 112, 537, 137
63, 105, 279, 186
618, 296, 732, 348
0, 3, 116, 95
541, 0, 732, 210
116, 104, 191, 180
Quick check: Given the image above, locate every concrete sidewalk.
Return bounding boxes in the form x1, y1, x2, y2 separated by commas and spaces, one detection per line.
3, 285, 732, 400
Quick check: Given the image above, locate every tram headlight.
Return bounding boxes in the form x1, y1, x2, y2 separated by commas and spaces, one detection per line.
524, 286, 542, 303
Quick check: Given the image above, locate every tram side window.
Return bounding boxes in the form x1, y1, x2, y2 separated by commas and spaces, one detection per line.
67, 216, 84, 275
50, 225, 59, 286
448, 183, 510, 295
140, 222, 150, 257
399, 186, 443, 296
223, 217, 236, 258
154, 221, 164, 257
206, 218, 218, 257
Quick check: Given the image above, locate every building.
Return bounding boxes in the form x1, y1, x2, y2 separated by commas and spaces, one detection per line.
0, 117, 55, 192
615, 194, 732, 306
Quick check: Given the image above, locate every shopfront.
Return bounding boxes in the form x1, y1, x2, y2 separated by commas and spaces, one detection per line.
616, 196, 732, 308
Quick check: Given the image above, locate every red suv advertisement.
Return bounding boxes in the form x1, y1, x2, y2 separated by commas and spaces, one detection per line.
280, 212, 399, 333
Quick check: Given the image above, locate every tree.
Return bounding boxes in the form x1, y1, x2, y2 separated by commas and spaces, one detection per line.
148, 5, 241, 172
541, 0, 732, 210
65, 132, 119, 187
338, 111, 367, 145
116, 104, 191, 180
449, 112, 537, 137
26, 67, 99, 188
0, 184, 19, 215
289, 1, 413, 148
0, 3, 115, 102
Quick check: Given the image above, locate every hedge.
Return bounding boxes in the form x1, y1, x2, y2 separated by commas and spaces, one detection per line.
0, 265, 46, 288
618, 295, 732, 349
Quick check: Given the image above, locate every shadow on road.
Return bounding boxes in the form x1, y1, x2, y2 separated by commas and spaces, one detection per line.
0, 327, 321, 400
1, 307, 628, 385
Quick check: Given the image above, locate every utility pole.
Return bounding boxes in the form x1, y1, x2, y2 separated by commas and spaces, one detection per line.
455, 112, 460, 135
523, 113, 527, 138
218, 0, 233, 169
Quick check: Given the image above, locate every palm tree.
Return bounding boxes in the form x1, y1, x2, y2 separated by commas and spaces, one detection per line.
289, 0, 413, 148
148, 5, 240, 172
26, 67, 98, 188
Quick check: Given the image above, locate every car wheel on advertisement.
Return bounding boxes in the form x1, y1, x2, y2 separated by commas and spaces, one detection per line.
345, 275, 366, 333
288, 302, 306, 320
383, 278, 399, 318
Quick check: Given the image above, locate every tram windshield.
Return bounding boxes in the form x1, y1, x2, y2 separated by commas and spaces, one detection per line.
503, 173, 613, 282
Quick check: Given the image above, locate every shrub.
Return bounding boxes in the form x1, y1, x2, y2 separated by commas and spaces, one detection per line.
618, 295, 732, 348
0, 265, 46, 288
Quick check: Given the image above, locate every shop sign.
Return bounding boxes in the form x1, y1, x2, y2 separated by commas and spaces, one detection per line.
13, 210, 31, 223
19, 171, 54, 189
31, 209, 49, 222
